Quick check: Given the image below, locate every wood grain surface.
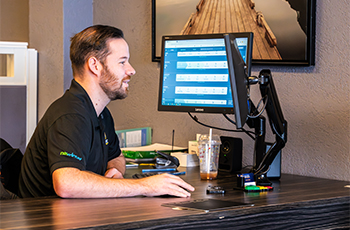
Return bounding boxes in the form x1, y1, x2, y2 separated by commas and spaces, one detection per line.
0, 166, 349, 229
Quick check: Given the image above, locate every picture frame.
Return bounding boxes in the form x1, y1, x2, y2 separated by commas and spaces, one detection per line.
152, 0, 316, 66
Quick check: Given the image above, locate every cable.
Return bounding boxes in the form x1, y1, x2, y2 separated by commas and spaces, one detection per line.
254, 165, 270, 176
271, 122, 286, 144
222, 114, 255, 140
188, 112, 238, 132
188, 112, 255, 140
247, 95, 268, 119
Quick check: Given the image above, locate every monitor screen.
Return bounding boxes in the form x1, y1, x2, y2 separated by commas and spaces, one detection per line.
158, 33, 253, 128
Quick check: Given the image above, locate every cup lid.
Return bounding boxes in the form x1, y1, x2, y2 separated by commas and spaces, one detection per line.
198, 134, 221, 145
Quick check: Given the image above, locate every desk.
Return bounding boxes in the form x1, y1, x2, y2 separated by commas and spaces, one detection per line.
1, 167, 349, 229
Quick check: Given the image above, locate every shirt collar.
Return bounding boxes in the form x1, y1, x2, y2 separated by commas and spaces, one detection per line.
67, 79, 101, 128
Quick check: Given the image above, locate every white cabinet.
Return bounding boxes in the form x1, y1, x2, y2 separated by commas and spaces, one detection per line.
0, 42, 38, 148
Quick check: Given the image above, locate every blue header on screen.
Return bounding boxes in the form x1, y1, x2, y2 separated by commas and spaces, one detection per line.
160, 37, 249, 109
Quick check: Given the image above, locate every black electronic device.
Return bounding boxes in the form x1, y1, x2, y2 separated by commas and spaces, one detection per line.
157, 32, 253, 129
206, 185, 226, 194
248, 69, 287, 185
265, 142, 281, 179
155, 151, 180, 168
132, 172, 158, 179
219, 136, 242, 173
157, 32, 287, 186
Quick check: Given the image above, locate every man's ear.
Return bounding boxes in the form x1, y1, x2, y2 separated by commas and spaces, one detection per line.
87, 57, 102, 76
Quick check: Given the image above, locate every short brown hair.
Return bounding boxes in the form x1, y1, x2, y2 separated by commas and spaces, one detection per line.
70, 25, 124, 76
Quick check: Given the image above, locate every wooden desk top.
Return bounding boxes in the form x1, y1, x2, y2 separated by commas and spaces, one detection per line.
1, 167, 349, 229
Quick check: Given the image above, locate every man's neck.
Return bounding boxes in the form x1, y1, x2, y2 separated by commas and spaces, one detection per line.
74, 77, 110, 116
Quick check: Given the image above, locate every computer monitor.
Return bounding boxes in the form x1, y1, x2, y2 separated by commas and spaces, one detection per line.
157, 32, 253, 128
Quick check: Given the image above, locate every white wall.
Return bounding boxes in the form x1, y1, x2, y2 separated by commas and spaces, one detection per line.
93, 0, 350, 181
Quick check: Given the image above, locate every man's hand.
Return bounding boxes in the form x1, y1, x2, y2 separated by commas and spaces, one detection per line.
106, 155, 126, 176
139, 173, 195, 198
104, 168, 124, 179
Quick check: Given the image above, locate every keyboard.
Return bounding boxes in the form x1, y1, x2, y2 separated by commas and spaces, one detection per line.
132, 171, 186, 179
132, 172, 159, 179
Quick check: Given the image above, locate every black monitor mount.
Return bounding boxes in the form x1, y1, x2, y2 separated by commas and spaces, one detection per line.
247, 69, 287, 185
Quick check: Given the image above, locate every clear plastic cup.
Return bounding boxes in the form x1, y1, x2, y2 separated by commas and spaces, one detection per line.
198, 134, 221, 180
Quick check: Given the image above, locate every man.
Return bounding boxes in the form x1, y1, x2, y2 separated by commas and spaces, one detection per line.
18, 25, 194, 198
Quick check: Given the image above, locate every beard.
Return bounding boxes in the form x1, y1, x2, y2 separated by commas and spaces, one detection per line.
99, 65, 129, 101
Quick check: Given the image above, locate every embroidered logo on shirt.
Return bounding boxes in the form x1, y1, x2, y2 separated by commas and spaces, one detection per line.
104, 132, 109, 146
60, 151, 82, 161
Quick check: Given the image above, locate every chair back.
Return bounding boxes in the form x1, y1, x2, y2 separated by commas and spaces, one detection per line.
0, 138, 23, 199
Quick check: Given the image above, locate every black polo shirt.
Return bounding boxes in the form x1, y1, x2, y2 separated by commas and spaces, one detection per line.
19, 80, 121, 198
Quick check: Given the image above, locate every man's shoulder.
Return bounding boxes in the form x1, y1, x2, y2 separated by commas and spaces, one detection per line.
54, 89, 93, 113
42, 92, 94, 126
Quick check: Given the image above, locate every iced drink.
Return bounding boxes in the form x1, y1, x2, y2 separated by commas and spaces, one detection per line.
198, 133, 221, 180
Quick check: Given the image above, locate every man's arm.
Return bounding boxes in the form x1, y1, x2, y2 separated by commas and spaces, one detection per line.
52, 167, 194, 198
104, 154, 126, 179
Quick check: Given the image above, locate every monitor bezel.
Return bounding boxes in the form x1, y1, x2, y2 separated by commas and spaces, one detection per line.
157, 32, 252, 116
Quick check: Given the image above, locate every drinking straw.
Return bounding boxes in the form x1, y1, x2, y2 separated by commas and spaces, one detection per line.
207, 128, 212, 177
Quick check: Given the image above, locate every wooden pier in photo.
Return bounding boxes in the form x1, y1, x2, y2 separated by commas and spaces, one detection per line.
181, 0, 282, 60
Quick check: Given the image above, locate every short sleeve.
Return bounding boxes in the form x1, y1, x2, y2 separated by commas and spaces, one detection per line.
47, 114, 92, 174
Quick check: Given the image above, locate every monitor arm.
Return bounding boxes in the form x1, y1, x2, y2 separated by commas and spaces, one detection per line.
247, 69, 288, 185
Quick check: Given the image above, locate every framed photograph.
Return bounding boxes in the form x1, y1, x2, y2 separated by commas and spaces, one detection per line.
152, 0, 316, 66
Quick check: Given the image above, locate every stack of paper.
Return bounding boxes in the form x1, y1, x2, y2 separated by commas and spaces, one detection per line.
122, 143, 187, 162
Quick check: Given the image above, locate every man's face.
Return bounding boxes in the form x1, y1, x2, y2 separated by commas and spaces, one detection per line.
99, 38, 136, 100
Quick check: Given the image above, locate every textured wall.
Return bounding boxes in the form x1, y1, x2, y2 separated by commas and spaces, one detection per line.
29, 0, 93, 118
94, 0, 350, 181
0, 0, 29, 42
29, 0, 64, 118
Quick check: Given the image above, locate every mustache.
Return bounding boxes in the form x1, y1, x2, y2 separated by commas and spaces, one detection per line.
122, 76, 131, 81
